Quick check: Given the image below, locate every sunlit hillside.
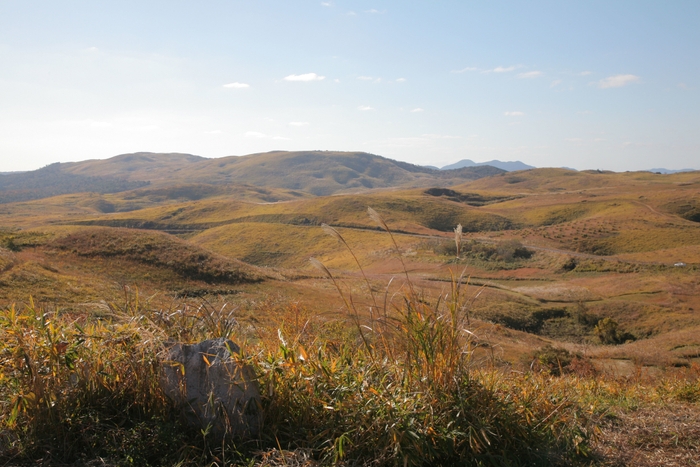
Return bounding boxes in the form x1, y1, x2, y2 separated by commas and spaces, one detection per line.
1, 157, 699, 466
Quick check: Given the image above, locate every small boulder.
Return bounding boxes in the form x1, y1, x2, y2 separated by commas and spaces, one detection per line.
161, 338, 261, 439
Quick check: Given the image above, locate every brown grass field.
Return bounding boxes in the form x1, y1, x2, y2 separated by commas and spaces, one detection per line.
1, 161, 699, 466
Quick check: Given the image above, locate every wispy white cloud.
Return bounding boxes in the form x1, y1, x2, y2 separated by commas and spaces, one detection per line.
504, 111, 524, 116
358, 105, 373, 111
410, 108, 424, 113
454, 65, 521, 74
517, 71, 543, 79
579, 71, 593, 76
321, 1, 331, 6
289, 121, 309, 127
86, 46, 99, 52
223, 82, 250, 89
598, 74, 640, 89
491, 65, 517, 73
451, 67, 478, 74
396, 78, 406, 82
284, 73, 325, 82
347, 11, 357, 16
550, 79, 562, 87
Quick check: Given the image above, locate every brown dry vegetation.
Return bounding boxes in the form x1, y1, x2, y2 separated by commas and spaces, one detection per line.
1, 157, 699, 465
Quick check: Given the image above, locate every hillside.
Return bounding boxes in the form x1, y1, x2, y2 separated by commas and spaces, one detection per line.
2, 162, 700, 465
43, 150, 505, 198
0, 162, 148, 203
60, 152, 207, 182
181, 151, 504, 195
455, 167, 700, 193
0, 226, 278, 307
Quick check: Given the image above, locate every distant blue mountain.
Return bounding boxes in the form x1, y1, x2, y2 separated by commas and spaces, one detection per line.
647, 168, 697, 174
441, 159, 535, 172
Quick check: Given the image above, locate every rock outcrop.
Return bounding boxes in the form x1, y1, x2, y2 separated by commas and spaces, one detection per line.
161, 338, 261, 439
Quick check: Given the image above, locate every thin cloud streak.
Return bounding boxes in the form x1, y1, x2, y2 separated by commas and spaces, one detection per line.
598, 74, 640, 89
451, 67, 478, 73
284, 73, 325, 82
223, 82, 250, 88
491, 66, 517, 73
517, 71, 543, 79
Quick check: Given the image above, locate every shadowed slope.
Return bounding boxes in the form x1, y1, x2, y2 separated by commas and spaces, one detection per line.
50, 227, 274, 284
0, 163, 148, 204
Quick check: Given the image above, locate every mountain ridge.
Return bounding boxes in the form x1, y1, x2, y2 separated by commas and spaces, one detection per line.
441, 159, 536, 172
1, 151, 506, 202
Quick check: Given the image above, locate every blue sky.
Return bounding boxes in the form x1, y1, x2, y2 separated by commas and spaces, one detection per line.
1, 1, 698, 172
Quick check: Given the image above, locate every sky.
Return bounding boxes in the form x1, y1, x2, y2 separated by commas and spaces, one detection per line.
1, 1, 699, 172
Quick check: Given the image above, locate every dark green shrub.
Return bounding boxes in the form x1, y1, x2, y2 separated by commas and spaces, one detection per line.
3, 237, 20, 252
594, 318, 636, 345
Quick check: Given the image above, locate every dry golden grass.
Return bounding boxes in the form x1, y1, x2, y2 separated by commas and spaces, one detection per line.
189, 222, 403, 270
1, 170, 699, 370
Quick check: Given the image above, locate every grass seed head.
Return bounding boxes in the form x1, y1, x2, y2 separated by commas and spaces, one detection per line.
309, 257, 333, 279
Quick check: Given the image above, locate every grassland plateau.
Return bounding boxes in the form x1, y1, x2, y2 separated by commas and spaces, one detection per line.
1, 151, 699, 466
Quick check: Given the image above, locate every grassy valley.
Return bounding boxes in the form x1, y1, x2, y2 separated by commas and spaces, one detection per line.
1, 152, 699, 466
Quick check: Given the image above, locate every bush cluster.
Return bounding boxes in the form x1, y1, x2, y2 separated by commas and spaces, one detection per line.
434, 239, 533, 262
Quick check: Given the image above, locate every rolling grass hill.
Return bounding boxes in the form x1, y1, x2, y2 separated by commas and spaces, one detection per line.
0, 162, 148, 203
445, 168, 700, 257
59, 152, 207, 182
458, 167, 700, 194
63, 190, 516, 236
2, 161, 700, 465
50, 227, 273, 284
0, 226, 280, 309
23, 151, 504, 201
